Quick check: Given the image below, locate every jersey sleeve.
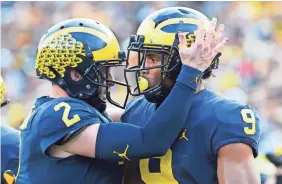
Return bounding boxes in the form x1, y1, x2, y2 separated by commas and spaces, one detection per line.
212, 102, 261, 158
37, 98, 101, 157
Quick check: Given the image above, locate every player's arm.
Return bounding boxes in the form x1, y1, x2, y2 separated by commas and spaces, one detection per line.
59, 64, 201, 161
217, 143, 260, 184
212, 104, 261, 184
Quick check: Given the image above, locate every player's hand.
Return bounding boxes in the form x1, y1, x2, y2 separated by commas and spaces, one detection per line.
178, 18, 228, 72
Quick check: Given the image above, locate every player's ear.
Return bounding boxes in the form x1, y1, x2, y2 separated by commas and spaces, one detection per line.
70, 69, 83, 82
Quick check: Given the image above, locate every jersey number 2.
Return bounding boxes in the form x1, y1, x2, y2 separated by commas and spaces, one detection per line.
140, 149, 178, 184
241, 109, 256, 135
54, 102, 81, 127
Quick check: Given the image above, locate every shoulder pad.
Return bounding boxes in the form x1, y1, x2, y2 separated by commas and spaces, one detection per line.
215, 99, 257, 122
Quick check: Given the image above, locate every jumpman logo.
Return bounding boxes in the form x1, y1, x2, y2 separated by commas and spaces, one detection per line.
179, 129, 188, 141
191, 74, 200, 83
113, 144, 131, 161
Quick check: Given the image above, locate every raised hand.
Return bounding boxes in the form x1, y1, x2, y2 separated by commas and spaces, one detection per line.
178, 18, 228, 72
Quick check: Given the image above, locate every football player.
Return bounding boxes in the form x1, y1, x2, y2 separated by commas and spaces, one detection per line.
1, 75, 19, 184
15, 18, 215, 184
122, 7, 260, 184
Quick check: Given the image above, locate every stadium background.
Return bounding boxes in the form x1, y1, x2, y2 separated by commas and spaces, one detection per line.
1, 1, 282, 183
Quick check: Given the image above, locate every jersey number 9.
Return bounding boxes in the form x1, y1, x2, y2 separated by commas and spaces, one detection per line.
241, 109, 256, 135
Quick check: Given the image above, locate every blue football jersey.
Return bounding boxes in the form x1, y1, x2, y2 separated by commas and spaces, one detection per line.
121, 89, 261, 184
16, 96, 123, 184
1, 125, 19, 184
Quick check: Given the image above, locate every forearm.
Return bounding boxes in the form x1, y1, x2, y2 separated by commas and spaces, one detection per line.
95, 65, 202, 161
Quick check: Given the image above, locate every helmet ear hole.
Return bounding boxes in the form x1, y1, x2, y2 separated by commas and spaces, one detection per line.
70, 69, 83, 82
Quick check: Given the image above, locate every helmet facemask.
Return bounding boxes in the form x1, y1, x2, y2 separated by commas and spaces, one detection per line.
89, 52, 130, 109
124, 34, 221, 105
67, 46, 130, 110
124, 35, 180, 98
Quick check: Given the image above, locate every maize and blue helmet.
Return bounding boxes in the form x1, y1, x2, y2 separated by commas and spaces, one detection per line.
35, 18, 128, 109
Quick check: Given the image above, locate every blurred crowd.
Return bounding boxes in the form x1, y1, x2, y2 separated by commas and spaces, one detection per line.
1, 1, 282, 183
